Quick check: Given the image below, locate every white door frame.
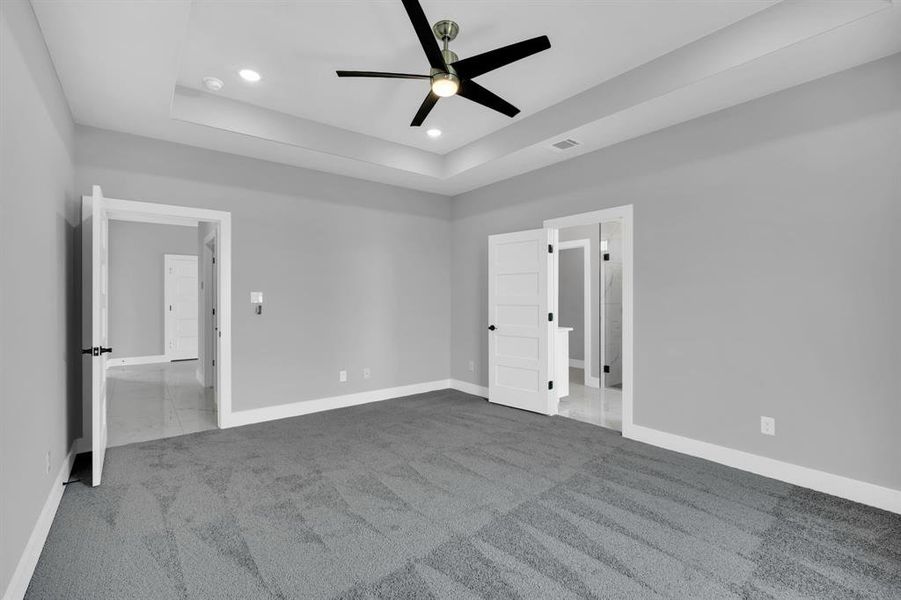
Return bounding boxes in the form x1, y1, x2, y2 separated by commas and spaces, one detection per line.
199, 229, 217, 388
164, 254, 199, 361
545, 205, 633, 437
558, 239, 592, 388
100, 188, 233, 428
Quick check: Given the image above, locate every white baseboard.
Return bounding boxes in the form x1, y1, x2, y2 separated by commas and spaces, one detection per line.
627, 424, 901, 515
449, 379, 489, 398
105, 354, 168, 368
2, 443, 76, 600
223, 379, 453, 428
569, 359, 584, 369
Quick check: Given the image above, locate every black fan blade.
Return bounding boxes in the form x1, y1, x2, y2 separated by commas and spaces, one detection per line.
336, 70, 429, 79
401, 0, 446, 71
451, 36, 550, 80
457, 80, 519, 118
411, 91, 439, 127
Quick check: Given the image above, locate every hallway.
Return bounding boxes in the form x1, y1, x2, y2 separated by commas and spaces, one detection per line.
107, 361, 216, 447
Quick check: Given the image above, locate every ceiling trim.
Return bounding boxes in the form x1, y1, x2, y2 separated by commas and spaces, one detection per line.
171, 86, 444, 177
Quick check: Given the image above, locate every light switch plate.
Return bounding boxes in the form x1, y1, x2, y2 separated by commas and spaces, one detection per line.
760, 416, 776, 436
250, 291, 263, 303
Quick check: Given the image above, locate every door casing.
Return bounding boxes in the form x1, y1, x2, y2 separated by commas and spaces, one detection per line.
544, 205, 634, 437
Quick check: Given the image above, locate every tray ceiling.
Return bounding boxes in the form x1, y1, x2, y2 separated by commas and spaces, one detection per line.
31, 0, 901, 195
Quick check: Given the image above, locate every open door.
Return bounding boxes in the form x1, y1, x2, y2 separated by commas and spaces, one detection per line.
488, 228, 557, 415
81, 185, 110, 486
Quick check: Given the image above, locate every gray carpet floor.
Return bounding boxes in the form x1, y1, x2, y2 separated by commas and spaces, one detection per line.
27, 390, 901, 599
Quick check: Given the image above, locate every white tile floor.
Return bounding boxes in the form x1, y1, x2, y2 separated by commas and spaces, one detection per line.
107, 360, 217, 447
557, 367, 623, 431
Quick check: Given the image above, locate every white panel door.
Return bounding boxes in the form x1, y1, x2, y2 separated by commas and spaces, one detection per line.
488, 228, 557, 414
164, 254, 199, 360
82, 185, 110, 486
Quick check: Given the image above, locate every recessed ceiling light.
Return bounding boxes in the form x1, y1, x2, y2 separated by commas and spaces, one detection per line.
202, 76, 224, 92
238, 69, 261, 83
426, 128, 442, 138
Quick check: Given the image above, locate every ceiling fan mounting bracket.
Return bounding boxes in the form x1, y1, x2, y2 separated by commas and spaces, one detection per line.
432, 19, 459, 43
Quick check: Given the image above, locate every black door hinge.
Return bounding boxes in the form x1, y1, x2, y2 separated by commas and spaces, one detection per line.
603, 253, 610, 261
212, 257, 216, 264
548, 380, 554, 390
548, 244, 554, 253
212, 359, 216, 367
212, 308, 216, 315
82, 347, 99, 356
548, 312, 554, 322
603, 365, 610, 373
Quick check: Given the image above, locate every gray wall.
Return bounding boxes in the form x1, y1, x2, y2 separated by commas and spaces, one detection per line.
0, 0, 79, 593
108, 221, 198, 358
76, 127, 452, 413
450, 54, 901, 491
558, 249, 584, 361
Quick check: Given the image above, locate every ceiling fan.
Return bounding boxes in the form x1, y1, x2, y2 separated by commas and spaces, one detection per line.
336, 0, 551, 127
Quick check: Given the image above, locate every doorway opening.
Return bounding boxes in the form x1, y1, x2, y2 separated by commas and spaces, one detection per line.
484, 205, 633, 435
104, 223, 211, 447
546, 206, 633, 435
82, 186, 231, 485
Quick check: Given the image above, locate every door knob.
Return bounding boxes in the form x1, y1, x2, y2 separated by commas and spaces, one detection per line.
99, 347, 113, 354
488, 325, 496, 331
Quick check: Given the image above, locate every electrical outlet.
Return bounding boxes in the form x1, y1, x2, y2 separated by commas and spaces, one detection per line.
338, 370, 347, 383
363, 368, 371, 379
760, 416, 776, 436
45, 451, 51, 474
468, 360, 475, 372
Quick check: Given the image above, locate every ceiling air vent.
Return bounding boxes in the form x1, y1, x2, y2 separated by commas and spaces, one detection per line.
551, 138, 581, 151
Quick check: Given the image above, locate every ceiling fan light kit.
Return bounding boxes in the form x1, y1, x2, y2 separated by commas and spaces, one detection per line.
337, 0, 551, 127
431, 72, 460, 97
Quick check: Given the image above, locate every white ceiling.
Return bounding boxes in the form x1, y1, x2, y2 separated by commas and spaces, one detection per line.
30, 0, 901, 195
176, 1, 773, 153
